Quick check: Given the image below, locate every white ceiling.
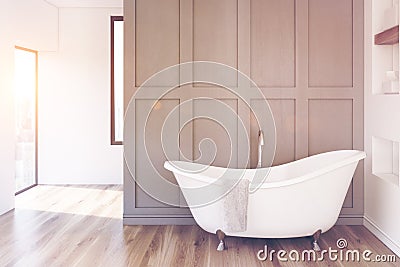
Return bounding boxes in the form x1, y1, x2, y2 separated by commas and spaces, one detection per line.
44, 0, 123, 8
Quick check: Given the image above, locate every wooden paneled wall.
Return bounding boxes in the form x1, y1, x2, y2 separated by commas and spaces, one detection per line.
124, 0, 364, 224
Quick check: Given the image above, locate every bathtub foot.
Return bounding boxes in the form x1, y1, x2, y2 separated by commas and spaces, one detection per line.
312, 229, 322, 251
216, 230, 226, 251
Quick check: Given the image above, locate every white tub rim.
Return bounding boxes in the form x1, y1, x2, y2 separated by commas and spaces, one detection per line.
164, 150, 366, 189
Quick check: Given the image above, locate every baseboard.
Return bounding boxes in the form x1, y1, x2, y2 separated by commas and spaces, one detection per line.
123, 216, 196, 225
336, 215, 364, 225
124, 215, 362, 226
364, 216, 400, 257
39, 183, 123, 185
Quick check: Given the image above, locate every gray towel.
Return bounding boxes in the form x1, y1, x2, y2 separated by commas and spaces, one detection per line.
222, 179, 250, 232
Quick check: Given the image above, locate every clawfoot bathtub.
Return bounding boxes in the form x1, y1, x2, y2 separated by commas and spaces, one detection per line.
164, 150, 366, 251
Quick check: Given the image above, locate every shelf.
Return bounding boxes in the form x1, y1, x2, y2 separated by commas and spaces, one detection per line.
372, 136, 399, 186
375, 25, 399, 45
373, 173, 399, 186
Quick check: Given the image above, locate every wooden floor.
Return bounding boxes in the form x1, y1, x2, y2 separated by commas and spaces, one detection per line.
0, 185, 398, 267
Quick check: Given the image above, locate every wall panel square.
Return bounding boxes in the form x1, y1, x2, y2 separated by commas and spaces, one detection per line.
308, 99, 354, 208
250, 99, 296, 167
192, 99, 238, 168
308, 99, 353, 154
250, 0, 295, 87
135, 99, 180, 208
308, 0, 353, 87
193, 0, 238, 75
135, 0, 180, 86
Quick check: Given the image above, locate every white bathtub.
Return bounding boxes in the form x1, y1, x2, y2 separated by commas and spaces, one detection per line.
164, 150, 366, 242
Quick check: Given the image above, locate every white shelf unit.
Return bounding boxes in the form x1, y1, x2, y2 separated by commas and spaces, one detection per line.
372, 0, 400, 95
364, 0, 400, 255
370, 0, 400, 187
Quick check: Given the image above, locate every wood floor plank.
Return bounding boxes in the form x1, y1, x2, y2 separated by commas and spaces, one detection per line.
190, 224, 210, 267
0, 185, 398, 267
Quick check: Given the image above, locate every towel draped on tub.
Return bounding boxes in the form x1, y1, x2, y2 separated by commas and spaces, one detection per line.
222, 179, 250, 233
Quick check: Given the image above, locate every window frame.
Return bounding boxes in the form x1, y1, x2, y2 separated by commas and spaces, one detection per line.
111, 16, 124, 145
14, 46, 39, 195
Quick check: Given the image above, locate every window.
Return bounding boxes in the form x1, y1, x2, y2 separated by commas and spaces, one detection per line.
14, 46, 38, 194
111, 16, 124, 145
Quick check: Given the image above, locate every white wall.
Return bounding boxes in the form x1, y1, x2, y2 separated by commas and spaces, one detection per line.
1, 2, 122, 215
0, 41, 16, 215
0, 0, 58, 215
39, 7, 123, 184
364, 0, 400, 256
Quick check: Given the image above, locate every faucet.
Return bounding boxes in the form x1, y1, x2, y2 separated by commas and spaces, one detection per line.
257, 130, 264, 168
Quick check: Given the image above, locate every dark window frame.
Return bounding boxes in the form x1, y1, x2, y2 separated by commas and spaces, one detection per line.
111, 16, 124, 145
